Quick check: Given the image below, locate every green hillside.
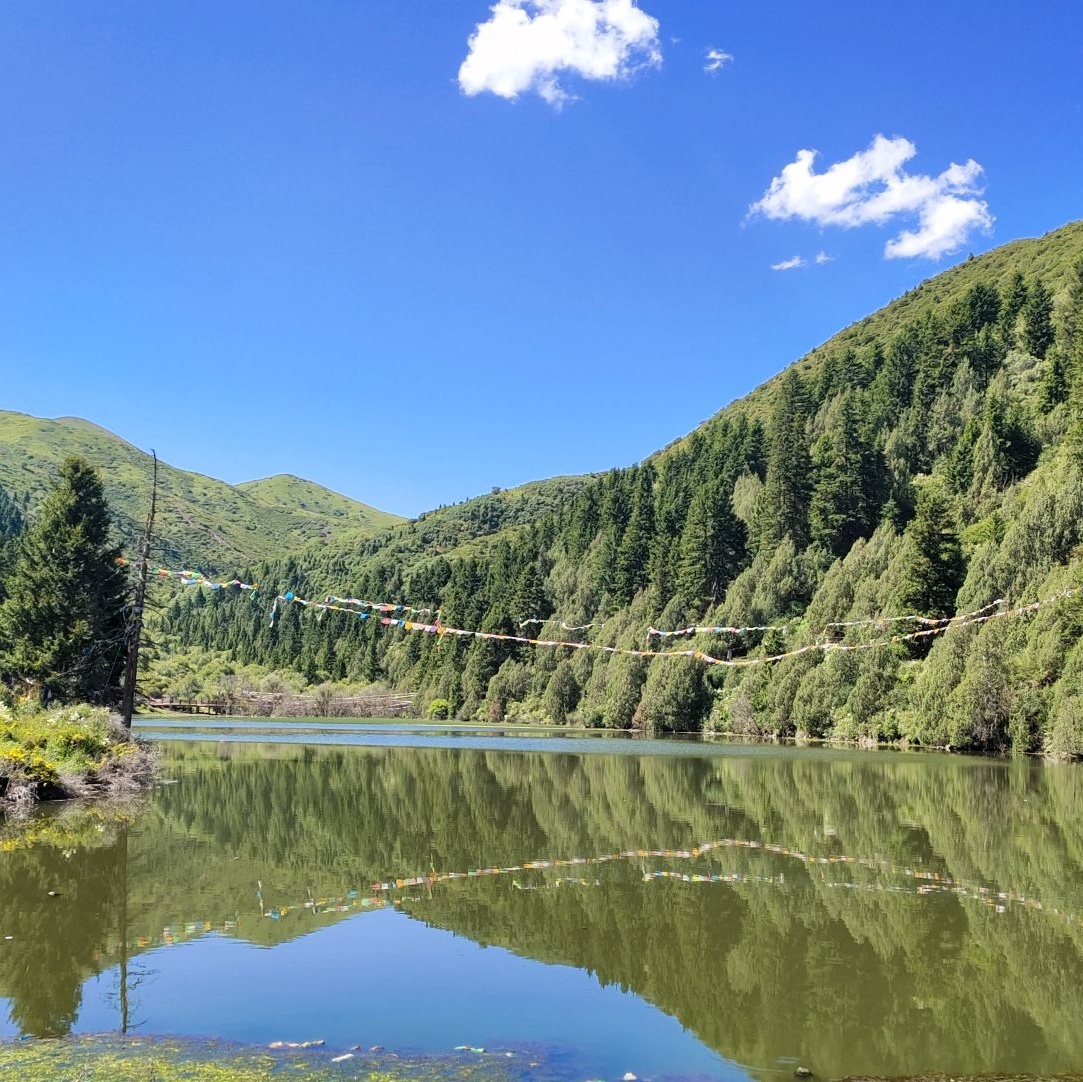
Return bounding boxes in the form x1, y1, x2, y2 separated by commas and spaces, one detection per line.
0, 412, 403, 572
161, 220, 1083, 755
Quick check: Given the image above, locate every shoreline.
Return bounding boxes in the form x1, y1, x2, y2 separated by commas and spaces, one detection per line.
135, 709, 1078, 763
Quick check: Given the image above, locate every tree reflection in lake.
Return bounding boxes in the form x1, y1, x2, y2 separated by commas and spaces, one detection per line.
1, 741, 1082, 1079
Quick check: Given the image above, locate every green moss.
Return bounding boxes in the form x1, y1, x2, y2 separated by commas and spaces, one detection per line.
4, 1038, 1083, 1082
0, 1036, 543, 1082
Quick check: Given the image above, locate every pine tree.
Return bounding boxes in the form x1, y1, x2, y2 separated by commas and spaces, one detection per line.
1060, 258, 1083, 388
1041, 347, 1068, 411
0, 457, 128, 704
1022, 277, 1055, 359
949, 280, 1001, 346
998, 272, 1028, 350
1061, 259, 1083, 462
614, 466, 654, 604
0, 484, 24, 605
898, 483, 965, 618
511, 557, 550, 624
756, 370, 812, 550
872, 328, 919, 424
809, 393, 878, 557
676, 484, 746, 612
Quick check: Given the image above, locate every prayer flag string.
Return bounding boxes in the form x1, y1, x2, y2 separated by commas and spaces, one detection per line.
519, 618, 603, 631
145, 564, 1081, 671
263, 585, 1080, 669
648, 622, 790, 639
645, 598, 1007, 640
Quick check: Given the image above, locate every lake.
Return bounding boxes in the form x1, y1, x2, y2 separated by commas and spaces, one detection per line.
2, 721, 1083, 1081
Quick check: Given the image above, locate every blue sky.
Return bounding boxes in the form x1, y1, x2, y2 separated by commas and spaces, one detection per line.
2, 1, 1081, 518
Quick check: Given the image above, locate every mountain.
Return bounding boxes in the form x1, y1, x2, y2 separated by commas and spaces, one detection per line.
0, 412, 404, 572
136, 221, 1083, 755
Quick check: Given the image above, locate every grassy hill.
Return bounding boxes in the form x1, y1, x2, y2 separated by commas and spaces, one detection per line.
0, 412, 403, 572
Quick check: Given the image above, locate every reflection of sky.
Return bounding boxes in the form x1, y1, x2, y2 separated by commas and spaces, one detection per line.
5, 908, 743, 1081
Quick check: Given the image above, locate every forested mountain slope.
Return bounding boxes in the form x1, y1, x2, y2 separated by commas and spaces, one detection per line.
0, 412, 403, 570
162, 221, 1083, 756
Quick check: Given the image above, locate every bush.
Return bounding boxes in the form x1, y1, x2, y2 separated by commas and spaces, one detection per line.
0, 746, 60, 787
426, 698, 451, 720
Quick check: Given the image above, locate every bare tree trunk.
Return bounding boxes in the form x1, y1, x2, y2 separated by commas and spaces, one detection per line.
120, 451, 157, 729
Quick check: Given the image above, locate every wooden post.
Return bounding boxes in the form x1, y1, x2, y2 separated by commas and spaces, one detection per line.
120, 451, 157, 729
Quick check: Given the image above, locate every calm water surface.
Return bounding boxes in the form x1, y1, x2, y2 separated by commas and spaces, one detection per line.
2, 722, 1083, 1081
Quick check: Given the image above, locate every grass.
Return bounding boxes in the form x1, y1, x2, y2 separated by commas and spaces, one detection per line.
0, 702, 156, 814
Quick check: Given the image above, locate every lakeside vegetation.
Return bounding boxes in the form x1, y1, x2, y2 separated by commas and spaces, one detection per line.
0, 703, 154, 814
0, 458, 155, 814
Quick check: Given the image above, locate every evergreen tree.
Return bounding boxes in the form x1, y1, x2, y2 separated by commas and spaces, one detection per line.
1062, 260, 1083, 462
1041, 347, 1069, 411
898, 483, 965, 618
0, 484, 25, 604
511, 556, 550, 623
949, 280, 1001, 345
0, 457, 128, 704
1022, 277, 1055, 359
756, 370, 813, 550
543, 660, 580, 724
809, 393, 878, 557
998, 272, 1028, 350
676, 484, 746, 612
870, 327, 919, 426
614, 466, 654, 604
1059, 258, 1083, 387
0, 484, 23, 542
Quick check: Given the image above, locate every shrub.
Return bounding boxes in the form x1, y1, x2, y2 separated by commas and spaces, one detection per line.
427, 698, 451, 720
0, 746, 59, 787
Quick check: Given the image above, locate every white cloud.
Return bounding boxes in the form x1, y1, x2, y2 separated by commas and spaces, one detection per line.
704, 47, 732, 75
749, 135, 993, 260
458, 0, 661, 107
814, 250, 833, 264
771, 256, 806, 271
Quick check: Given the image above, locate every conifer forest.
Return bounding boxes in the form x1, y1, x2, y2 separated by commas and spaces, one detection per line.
121, 223, 1083, 757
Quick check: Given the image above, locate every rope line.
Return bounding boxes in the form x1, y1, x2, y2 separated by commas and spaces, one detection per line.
646, 598, 1007, 640
145, 564, 1082, 670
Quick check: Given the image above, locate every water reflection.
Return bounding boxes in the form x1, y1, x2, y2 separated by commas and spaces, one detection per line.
1, 740, 1082, 1079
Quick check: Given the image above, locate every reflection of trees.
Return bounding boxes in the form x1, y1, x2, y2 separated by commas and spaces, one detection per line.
147, 746, 1083, 1077
4, 744, 1083, 1076
0, 828, 124, 1036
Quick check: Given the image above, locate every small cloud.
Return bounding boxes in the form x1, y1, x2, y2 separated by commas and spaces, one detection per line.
458, 0, 662, 107
771, 255, 806, 271
814, 251, 833, 264
749, 134, 993, 260
704, 47, 732, 74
